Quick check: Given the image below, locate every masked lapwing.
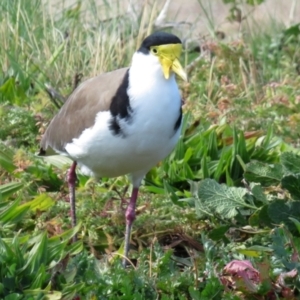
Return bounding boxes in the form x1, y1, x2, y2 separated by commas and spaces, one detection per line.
40, 31, 187, 266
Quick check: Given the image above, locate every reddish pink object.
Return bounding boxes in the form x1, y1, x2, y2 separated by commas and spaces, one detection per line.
220, 260, 261, 293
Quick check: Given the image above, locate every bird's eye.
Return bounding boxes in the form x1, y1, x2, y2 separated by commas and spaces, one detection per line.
152, 48, 158, 54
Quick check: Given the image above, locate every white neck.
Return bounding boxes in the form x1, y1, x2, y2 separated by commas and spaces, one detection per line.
128, 51, 176, 100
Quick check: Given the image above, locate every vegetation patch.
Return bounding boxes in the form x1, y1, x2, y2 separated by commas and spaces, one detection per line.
1, 0, 300, 299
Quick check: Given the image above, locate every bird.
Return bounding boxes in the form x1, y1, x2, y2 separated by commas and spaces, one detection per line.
39, 31, 187, 266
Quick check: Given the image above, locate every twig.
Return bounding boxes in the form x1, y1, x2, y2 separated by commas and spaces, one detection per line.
154, 0, 171, 28
154, 21, 192, 31
72, 72, 83, 91
44, 83, 65, 108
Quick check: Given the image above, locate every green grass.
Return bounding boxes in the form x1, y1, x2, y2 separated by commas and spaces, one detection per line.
1, 0, 300, 299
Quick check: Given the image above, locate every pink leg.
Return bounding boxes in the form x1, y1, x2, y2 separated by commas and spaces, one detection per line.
123, 187, 139, 267
68, 161, 77, 242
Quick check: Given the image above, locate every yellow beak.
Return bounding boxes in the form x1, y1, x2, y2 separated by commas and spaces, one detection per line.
155, 44, 187, 81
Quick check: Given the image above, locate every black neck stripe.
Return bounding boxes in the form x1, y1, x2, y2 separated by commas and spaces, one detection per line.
174, 106, 182, 132
109, 69, 131, 119
109, 69, 132, 136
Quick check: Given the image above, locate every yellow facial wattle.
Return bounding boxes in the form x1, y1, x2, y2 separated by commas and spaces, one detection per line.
151, 43, 187, 81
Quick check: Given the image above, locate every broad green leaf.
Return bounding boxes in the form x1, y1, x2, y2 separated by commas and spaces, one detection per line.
251, 127, 282, 163
246, 245, 273, 252
0, 193, 54, 226
164, 181, 183, 207
189, 287, 201, 300
246, 0, 265, 5
201, 155, 209, 178
145, 167, 162, 187
145, 186, 165, 194
19, 193, 55, 212
249, 209, 260, 226
23, 289, 62, 299
0, 146, 16, 173
250, 183, 267, 203
207, 131, 218, 160
0, 198, 30, 224
230, 129, 249, 180
0, 182, 23, 201
280, 152, 300, 174
237, 249, 261, 257
23, 232, 48, 273
244, 161, 283, 186
225, 167, 234, 186
183, 147, 193, 163
222, 0, 236, 3
3, 293, 23, 300
63, 266, 77, 284
283, 23, 300, 37
41, 155, 72, 170
238, 245, 272, 257
236, 154, 247, 172
194, 179, 256, 219
289, 217, 300, 234
67, 240, 84, 256
190, 181, 213, 218
47, 241, 68, 266
0, 238, 15, 258
268, 200, 300, 232
199, 277, 223, 298
258, 205, 273, 227
213, 147, 230, 181
48, 222, 82, 243
271, 228, 292, 266
0, 77, 26, 105
281, 174, 300, 199
29, 264, 48, 289
1, 233, 31, 245
208, 225, 230, 242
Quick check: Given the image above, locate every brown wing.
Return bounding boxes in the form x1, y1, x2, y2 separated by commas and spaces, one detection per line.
40, 67, 129, 153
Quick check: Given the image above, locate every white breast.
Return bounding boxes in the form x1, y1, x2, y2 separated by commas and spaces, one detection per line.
65, 52, 182, 182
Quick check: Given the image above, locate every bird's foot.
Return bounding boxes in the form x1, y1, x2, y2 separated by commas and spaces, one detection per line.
120, 197, 130, 211
112, 186, 130, 211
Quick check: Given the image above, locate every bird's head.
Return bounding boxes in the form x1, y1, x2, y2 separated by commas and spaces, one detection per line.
138, 32, 187, 82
